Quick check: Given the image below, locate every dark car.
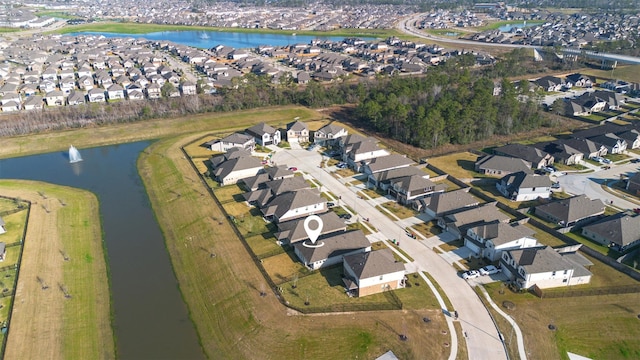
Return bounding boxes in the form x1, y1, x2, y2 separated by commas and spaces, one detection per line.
339, 213, 352, 220
327, 202, 335, 208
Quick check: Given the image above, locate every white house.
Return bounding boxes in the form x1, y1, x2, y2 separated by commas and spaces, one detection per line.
87, 88, 106, 103
313, 123, 347, 146
496, 171, 552, 202
245, 122, 281, 146
293, 230, 371, 270
501, 246, 592, 290
44, 90, 65, 107
464, 222, 539, 261
205, 133, 255, 153
107, 84, 125, 101
342, 249, 406, 297
260, 188, 327, 223
210, 148, 263, 186
285, 120, 309, 143
0, 216, 5, 234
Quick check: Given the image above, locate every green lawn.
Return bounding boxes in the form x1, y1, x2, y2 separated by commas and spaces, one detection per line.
378, 202, 417, 219
427, 152, 481, 179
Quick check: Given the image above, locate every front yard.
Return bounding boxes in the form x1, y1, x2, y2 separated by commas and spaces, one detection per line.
427, 151, 480, 179
377, 201, 418, 220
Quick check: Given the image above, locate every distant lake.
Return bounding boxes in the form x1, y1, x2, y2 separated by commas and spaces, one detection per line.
66, 30, 360, 49
498, 21, 544, 32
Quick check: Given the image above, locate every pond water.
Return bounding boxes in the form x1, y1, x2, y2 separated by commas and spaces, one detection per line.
66, 30, 354, 49
498, 21, 543, 32
0, 142, 204, 359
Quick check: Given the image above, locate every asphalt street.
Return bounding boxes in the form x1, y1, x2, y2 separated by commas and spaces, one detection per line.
272, 146, 507, 360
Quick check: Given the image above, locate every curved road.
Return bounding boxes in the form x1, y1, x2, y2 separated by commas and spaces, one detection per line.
397, 14, 640, 65
272, 147, 507, 360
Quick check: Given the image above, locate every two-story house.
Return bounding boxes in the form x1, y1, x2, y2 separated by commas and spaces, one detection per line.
245, 122, 281, 146
464, 221, 538, 261
496, 171, 552, 202
342, 249, 406, 297
294, 230, 371, 270
205, 133, 255, 153
285, 120, 309, 143
313, 123, 347, 146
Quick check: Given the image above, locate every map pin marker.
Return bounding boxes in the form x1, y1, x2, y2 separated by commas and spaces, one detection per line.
304, 215, 323, 244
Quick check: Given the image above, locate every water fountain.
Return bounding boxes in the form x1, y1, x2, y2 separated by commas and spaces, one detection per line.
68, 145, 83, 163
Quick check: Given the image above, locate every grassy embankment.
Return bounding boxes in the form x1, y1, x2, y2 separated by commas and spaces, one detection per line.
0, 181, 114, 360
53, 21, 399, 39
0, 106, 318, 160
137, 132, 452, 359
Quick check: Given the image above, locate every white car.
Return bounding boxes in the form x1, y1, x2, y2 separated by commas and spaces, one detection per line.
462, 270, 480, 280
479, 265, 501, 276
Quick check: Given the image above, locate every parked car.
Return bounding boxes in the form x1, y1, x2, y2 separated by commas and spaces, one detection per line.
327, 202, 335, 208
288, 167, 298, 171
602, 158, 612, 164
479, 265, 501, 276
551, 182, 561, 189
634, 208, 640, 214
339, 213, 352, 220
543, 166, 556, 173
592, 156, 604, 163
462, 270, 480, 280
336, 162, 347, 169
630, 158, 640, 163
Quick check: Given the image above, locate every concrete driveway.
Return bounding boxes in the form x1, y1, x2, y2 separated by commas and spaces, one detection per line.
272, 148, 507, 360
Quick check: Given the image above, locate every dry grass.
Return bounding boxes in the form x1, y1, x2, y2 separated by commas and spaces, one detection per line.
523, 223, 567, 248
378, 202, 418, 219
0, 181, 113, 360
139, 133, 454, 359
427, 152, 480, 179
412, 221, 442, 238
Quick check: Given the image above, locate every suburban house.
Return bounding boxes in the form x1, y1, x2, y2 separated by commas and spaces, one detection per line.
0, 242, 4, 262
0, 216, 5, 234
260, 188, 327, 223
533, 141, 583, 165
23, 95, 43, 111
87, 88, 106, 103
493, 143, 554, 169
474, 154, 532, 176
245, 122, 281, 146
67, 91, 85, 106
501, 245, 592, 290
368, 166, 429, 190
313, 123, 347, 146
243, 176, 309, 207
558, 138, 607, 160
534, 195, 605, 228
627, 172, 640, 194
285, 120, 309, 143
464, 221, 538, 261
240, 165, 295, 192
275, 211, 346, 244
180, 81, 197, 95
565, 73, 594, 88
567, 93, 607, 116
496, 171, 552, 201
293, 230, 371, 270
107, 84, 125, 100
44, 90, 65, 106
342, 249, 406, 297
422, 188, 480, 218
209, 148, 263, 186
361, 154, 415, 176
339, 135, 390, 170
533, 75, 564, 92
205, 133, 255, 152
438, 203, 511, 240
587, 133, 627, 154
388, 175, 444, 207
581, 213, 640, 252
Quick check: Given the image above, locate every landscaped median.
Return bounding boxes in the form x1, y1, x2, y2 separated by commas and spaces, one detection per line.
138, 133, 454, 359
0, 180, 114, 360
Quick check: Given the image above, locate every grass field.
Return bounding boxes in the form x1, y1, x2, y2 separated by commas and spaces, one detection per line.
0, 181, 114, 360
0, 106, 320, 160
378, 201, 418, 219
138, 133, 452, 359
428, 152, 480, 179
484, 252, 640, 360
583, 65, 640, 84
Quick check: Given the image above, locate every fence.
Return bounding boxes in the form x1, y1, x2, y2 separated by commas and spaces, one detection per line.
535, 283, 640, 299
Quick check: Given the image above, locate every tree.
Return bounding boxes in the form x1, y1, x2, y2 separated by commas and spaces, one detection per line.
161, 82, 176, 98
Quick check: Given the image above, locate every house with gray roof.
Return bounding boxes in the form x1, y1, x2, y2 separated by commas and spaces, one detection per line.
276, 211, 346, 244
388, 175, 444, 207
345, 139, 390, 170
497, 171, 552, 202
465, 221, 538, 261
245, 122, 281, 146
342, 248, 406, 297
313, 123, 347, 146
501, 245, 592, 289
493, 143, 554, 169
588, 133, 627, 154
293, 230, 371, 270
205, 133, 255, 152
0, 216, 5, 234
261, 188, 326, 223
422, 188, 480, 218
361, 154, 415, 175
474, 154, 532, 176
285, 120, 309, 143
240, 165, 294, 191
532, 141, 583, 165
437, 203, 511, 240
210, 148, 263, 186
243, 176, 309, 207
535, 195, 605, 228
558, 138, 607, 159
368, 166, 428, 190
581, 213, 640, 252
627, 172, 640, 195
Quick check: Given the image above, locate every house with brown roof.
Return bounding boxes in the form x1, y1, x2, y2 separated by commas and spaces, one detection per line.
474, 154, 532, 176
422, 188, 480, 218
534, 195, 605, 228
361, 154, 415, 176
437, 203, 511, 240
276, 211, 346, 244
493, 143, 554, 169
342, 249, 406, 297
293, 230, 371, 270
